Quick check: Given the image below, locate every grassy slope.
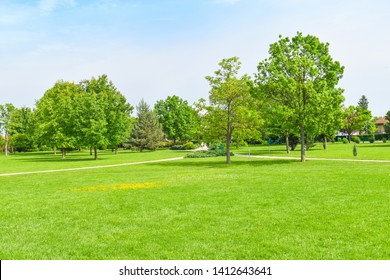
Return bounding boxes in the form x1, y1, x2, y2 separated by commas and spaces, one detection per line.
0, 147, 389, 260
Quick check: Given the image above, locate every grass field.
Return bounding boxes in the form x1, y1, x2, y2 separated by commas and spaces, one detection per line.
0, 145, 389, 260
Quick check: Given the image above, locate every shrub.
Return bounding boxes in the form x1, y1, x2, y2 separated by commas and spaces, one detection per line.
342, 138, 348, 144
383, 138, 387, 143
170, 145, 186, 150
351, 136, 361, 144
185, 150, 234, 158
353, 143, 358, 157
183, 141, 196, 150
369, 136, 375, 143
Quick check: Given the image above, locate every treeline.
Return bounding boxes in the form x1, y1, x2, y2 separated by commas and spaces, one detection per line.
1, 32, 389, 162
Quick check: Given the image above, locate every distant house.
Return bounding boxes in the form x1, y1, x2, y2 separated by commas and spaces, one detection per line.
375, 118, 389, 133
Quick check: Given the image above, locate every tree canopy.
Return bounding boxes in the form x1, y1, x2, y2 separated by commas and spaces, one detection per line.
154, 95, 197, 144
255, 32, 345, 161
205, 57, 262, 164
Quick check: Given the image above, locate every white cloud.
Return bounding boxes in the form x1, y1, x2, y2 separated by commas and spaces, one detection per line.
38, 0, 76, 13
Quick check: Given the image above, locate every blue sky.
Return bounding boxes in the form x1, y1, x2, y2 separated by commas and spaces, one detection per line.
1, 0, 389, 116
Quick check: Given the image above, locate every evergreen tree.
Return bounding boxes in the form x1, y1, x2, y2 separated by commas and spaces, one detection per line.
131, 99, 163, 152
357, 95, 369, 110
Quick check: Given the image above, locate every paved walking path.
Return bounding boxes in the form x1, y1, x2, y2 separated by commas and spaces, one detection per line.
0, 157, 184, 177
236, 154, 390, 163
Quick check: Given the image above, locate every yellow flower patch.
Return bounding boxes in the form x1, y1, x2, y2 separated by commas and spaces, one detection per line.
74, 182, 160, 192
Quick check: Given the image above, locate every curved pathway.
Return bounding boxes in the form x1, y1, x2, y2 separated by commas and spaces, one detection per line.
0, 157, 184, 177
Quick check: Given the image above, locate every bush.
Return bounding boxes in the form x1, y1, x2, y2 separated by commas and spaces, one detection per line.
186, 150, 234, 158
369, 136, 375, 143
170, 145, 186, 150
342, 138, 348, 144
351, 136, 361, 144
183, 142, 196, 150
383, 138, 387, 143
159, 141, 174, 148
353, 143, 358, 157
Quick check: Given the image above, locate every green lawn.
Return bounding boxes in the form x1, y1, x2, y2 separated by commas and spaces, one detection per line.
0, 146, 389, 259
234, 141, 390, 160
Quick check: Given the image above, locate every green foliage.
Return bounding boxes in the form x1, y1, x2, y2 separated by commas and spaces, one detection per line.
342, 138, 349, 144
351, 136, 361, 144
205, 57, 262, 164
353, 143, 358, 157
186, 149, 234, 158
382, 138, 387, 143
357, 95, 369, 110
342, 105, 372, 141
183, 141, 196, 150
255, 32, 345, 162
368, 136, 375, 143
130, 99, 163, 152
170, 145, 186, 150
154, 95, 199, 144
35, 75, 133, 159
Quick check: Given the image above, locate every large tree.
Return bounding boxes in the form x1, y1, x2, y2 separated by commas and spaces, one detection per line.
205, 57, 261, 164
255, 32, 345, 162
131, 99, 163, 152
8, 106, 35, 152
0, 103, 16, 156
154, 95, 197, 144
79, 75, 132, 159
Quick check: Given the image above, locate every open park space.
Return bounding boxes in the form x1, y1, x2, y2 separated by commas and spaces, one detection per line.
0, 142, 389, 260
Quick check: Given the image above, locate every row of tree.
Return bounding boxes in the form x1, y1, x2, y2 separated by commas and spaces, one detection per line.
1, 32, 388, 163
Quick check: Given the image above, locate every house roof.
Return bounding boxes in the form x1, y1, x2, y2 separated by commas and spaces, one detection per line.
375, 118, 389, 125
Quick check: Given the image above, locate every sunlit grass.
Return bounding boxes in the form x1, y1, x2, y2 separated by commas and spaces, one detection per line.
0, 148, 389, 260
234, 141, 390, 160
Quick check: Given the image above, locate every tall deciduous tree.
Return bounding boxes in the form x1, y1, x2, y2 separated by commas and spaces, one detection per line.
205, 57, 261, 164
154, 95, 197, 144
35, 81, 81, 158
79, 75, 132, 159
0, 103, 16, 156
255, 32, 345, 162
131, 99, 163, 152
8, 106, 35, 151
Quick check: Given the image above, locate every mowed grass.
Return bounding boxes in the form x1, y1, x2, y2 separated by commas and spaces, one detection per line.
234, 141, 390, 160
0, 149, 186, 174
0, 147, 389, 260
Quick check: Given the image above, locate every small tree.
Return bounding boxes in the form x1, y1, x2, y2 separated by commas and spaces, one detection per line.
205, 57, 261, 164
353, 143, 358, 157
131, 99, 163, 152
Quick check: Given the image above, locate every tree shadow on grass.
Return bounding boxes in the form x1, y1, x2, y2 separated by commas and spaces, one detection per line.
11, 152, 101, 163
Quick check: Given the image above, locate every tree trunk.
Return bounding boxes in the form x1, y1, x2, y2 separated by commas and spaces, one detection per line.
115, 147, 118, 155
323, 137, 327, 150
300, 125, 305, 162
94, 147, 98, 160
54, 147, 57, 155
5, 138, 8, 157
226, 127, 232, 164
226, 138, 231, 164
285, 130, 290, 154
62, 148, 66, 159
90, 146, 93, 156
